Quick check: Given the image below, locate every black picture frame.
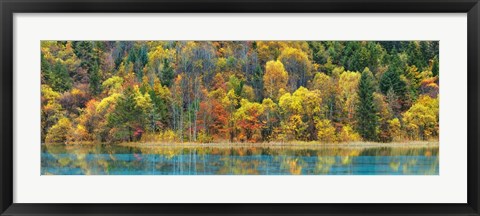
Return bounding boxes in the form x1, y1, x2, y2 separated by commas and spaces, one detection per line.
1, 0, 479, 215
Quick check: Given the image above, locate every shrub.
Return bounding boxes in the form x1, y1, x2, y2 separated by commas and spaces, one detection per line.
388, 118, 401, 141
140, 129, 178, 143
45, 117, 72, 144
160, 130, 177, 142
197, 132, 214, 143
338, 125, 361, 142
316, 119, 337, 143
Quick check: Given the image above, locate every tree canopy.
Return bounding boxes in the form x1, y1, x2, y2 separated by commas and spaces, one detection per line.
41, 41, 439, 144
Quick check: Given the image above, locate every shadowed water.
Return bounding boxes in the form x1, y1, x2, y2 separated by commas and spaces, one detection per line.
41, 144, 439, 175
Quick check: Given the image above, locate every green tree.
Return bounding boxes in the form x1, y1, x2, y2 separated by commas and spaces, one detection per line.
45, 61, 72, 92
356, 68, 378, 141
72, 41, 102, 95
161, 58, 175, 87
107, 87, 142, 142
380, 68, 409, 111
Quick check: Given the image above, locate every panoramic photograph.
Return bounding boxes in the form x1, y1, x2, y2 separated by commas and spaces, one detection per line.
41, 41, 439, 175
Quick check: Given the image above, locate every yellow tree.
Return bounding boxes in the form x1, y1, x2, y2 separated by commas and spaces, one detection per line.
222, 89, 240, 142
374, 92, 394, 142
234, 99, 265, 142
45, 117, 72, 144
403, 95, 439, 140
260, 98, 278, 141
256, 41, 284, 64
102, 76, 124, 95
263, 60, 288, 100
388, 118, 401, 141
146, 45, 176, 87
315, 119, 337, 143
282, 114, 308, 141
278, 47, 312, 89
257, 41, 310, 63
278, 87, 322, 141
309, 72, 336, 119
338, 125, 361, 142
337, 71, 361, 123
72, 99, 101, 142
41, 85, 63, 143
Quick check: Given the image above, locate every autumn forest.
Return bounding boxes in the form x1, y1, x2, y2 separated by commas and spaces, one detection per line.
41, 41, 439, 145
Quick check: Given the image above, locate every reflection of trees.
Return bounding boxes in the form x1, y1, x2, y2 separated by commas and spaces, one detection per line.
279, 158, 304, 175
217, 156, 262, 175
389, 161, 401, 172
42, 145, 111, 174
42, 144, 439, 175
399, 157, 438, 175
314, 156, 336, 174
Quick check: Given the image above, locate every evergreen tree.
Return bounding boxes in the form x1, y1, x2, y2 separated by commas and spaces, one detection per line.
45, 61, 72, 92
89, 61, 102, 95
72, 41, 102, 95
161, 58, 175, 87
356, 68, 378, 141
128, 44, 149, 81
252, 64, 264, 101
431, 55, 439, 77
108, 87, 140, 141
380, 69, 409, 111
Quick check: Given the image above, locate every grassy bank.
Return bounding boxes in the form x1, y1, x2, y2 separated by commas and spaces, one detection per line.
117, 140, 439, 149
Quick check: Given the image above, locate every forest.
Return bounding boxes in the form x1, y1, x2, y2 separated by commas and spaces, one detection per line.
41, 41, 439, 144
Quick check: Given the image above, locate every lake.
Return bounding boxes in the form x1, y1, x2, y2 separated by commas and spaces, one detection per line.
41, 144, 439, 175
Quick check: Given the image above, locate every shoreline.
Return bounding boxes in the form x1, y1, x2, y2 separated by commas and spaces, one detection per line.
116, 141, 439, 149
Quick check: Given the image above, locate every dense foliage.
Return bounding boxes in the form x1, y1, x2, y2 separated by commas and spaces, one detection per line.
41, 41, 439, 144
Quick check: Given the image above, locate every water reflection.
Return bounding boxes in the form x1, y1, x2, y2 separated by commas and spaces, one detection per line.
41, 144, 439, 175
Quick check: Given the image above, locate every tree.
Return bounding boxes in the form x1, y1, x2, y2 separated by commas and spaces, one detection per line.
338, 71, 361, 123
197, 96, 228, 138
263, 60, 288, 100
72, 41, 103, 95
58, 85, 90, 115
234, 99, 265, 141
356, 68, 378, 141
161, 58, 175, 87
45, 117, 72, 144
283, 114, 308, 141
102, 76, 124, 95
107, 87, 144, 142
41, 85, 63, 143
431, 55, 439, 77
222, 89, 240, 142
41, 40, 440, 145
379, 68, 409, 111
403, 95, 439, 140
260, 98, 278, 141
338, 125, 361, 142
308, 41, 329, 65
127, 44, 149, 80
44, 61, 72, 92
147, 77, 171, 132
388, 118, 401, 141
315, 119, 337, 143
374, 92, 394, 142
278, 47, 312, 89
278, 87, 322, 140
309, 72, 336, 119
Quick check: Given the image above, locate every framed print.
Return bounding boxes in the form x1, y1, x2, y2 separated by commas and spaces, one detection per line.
1, 0, 479, 215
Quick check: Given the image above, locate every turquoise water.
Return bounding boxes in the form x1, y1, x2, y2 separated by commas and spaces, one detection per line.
41, 145, 439, 175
